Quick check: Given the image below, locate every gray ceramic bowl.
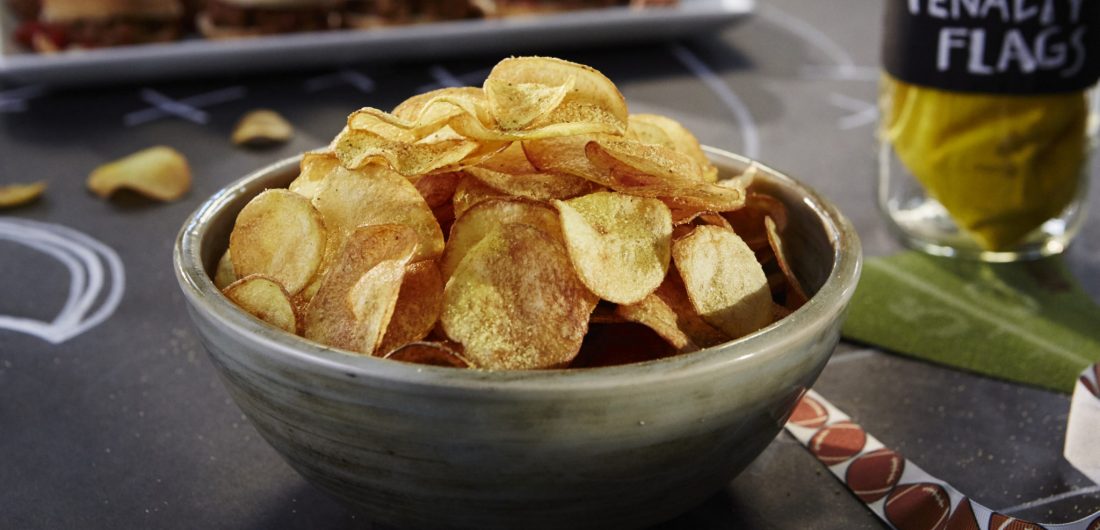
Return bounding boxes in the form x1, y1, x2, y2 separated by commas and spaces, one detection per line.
174, 147, 861, 530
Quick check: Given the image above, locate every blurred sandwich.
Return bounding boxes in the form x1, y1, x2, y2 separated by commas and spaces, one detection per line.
15, 0, 183, 51
343, 0, 490, 28
5, 0, 41, 21
197, 0, 345, 37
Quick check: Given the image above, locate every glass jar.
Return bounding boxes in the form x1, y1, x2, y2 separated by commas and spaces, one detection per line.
877, 1, 1098, 262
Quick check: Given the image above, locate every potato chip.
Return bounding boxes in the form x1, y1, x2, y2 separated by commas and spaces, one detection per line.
214, 250, 237, 290
723, 192, 788, 252
464, 141, 597, 200
485, 57, 628, 135
765, 216, 808, 308
289, 150, 339, 201
303, 224, 417, 355
377, 260, 445, 355
87, 146, 190, 201
652, 272, 730, 348
626, 113, 717, 182
414, 171, 463, 209
522, 136, 614, 187
484, 76, 573, 131
223, 274, 299, 334
0, 181, 46, 209
384, 341, 470, 368
440, 198, 562, 280
451, 173, 510, 219
553, 191, 672, 304
230, 189, 327, 295
441, 223, 597, 370
672, 225, 773, 339
332, 126, 481, 177
311, 162, 444, 262
615, 294, 697, 352
392, 87, 489, 127
232, 109, 293, 147
585, 140, 745, 211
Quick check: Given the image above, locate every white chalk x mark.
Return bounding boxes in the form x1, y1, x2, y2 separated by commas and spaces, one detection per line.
0, 84, 46, 113
829, 92, 878, 130
124, 86, 246, 127
304, 69, 375, 93
0, 218, 125, 344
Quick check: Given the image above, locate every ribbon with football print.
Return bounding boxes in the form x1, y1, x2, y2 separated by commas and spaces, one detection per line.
783, 364, 1100, 530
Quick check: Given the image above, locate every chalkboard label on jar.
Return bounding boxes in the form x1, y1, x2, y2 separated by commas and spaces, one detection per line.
882, 0, 1100, 94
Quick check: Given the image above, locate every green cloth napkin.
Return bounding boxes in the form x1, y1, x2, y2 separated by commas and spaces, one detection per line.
841, 251, 1100, 393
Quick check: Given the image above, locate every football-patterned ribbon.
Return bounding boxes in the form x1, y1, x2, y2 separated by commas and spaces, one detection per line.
783, 363, 1100, 530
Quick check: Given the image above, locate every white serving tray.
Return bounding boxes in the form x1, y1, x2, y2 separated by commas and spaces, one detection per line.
0, 0, 752, 86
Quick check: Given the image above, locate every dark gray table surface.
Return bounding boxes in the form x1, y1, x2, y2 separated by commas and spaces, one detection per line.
2, 0, 1098, 528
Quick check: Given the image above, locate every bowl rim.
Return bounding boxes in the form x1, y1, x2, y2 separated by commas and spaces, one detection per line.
173, 146, 862, 392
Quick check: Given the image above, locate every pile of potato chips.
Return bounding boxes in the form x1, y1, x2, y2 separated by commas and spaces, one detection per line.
217, 57, 805, 370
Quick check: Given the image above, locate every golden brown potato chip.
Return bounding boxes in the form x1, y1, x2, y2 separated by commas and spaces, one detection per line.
87, 146, 190, 201
440, 198, 563, 280
765, 216, 808, 309
672, 225, 773, 339
303, 224, 417, 355
232, 109, 293, 147
465, 145, 598, 202
289, 150, 340, 201
626, 113, 717, 182
652, 272, 730, 348
223, 274, 298, 334
414, 171, 463, 209
0, 181, 46, 209
384, 341, 470, 368
311, 162, 444, 262
522, 135, 616, 188
485, 57, 628, 135
484, 76, 573, 131
230, 189, 327, 295
332, 126, 481, 177
723, 192, 788, 252
585, 140, 745, 211
553, 191, 672, 304
441, 223, 597, 370
615, 294, 697, 352
589, 301, 627, 324
214, 250, 237, 290
377, 260, 445, 355
451, 173, 510, 219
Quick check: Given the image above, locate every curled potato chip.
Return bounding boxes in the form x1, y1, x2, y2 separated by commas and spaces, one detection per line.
585, 140, 745, 211
553, 191, 672, 304
289, 150, 339, 201
230, 189, 327, 295
214, 250, 237, 290
615, 294, 697, 352
232, 109, 293, 147
626, 113, 717, 182
311, 162, 444, 262
0, 181, 46, 209
465, 143, 598, 202
440, 198, 562, 280
723, 192, 789, 252
765, 216, 808, 309
441, 223, 597, 370
672, 225, 773, 339
485, 76, 573, 131
653, 272, 730, 348
332, 126, 481, 176
303, 224, 417, 355
87, 146, 190, 201
522, 136, 614, 187
377, 260, 445, 355
223, 274, 299, 334
384, 341, 470, 368
485, 57, 628, 135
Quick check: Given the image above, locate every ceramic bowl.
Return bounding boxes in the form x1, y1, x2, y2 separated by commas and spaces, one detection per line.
173, 147, 861, 529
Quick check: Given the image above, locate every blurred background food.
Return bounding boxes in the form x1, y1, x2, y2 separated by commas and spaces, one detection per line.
5, 0, 675, 52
